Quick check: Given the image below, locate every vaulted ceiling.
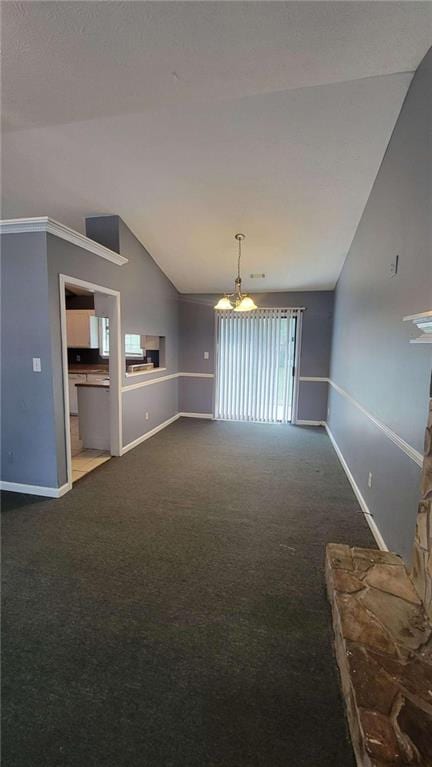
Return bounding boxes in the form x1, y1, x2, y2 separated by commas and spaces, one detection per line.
2, 2, 431, 292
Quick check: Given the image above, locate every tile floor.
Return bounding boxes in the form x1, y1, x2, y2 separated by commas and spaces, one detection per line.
70, 415, 110, 483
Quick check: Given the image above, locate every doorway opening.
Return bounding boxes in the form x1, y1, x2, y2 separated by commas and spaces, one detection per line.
214, 308, 302, 424
59, 275, 122, 489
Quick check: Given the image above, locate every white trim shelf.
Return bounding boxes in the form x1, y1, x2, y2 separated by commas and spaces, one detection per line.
125, 367, 167, 379
0, 217, 128, 266
403, 309, 432, 344
179, 372, 214, 378
122, 371, 215, 392
298, 376, 423, 467
328, 379, 423, 467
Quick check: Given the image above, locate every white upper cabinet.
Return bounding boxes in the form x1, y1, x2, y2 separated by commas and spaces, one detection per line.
143, 335, 160, 350
66, 309, 99, 348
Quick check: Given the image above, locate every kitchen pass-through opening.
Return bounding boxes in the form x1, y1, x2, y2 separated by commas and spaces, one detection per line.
214, 308, 302, 424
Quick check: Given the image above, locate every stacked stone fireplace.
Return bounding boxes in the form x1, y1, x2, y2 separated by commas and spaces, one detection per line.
411, 398, 432, 622
326, 395, 432, 766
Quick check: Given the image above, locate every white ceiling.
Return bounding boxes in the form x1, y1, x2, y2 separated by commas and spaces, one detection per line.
2, 2, 431, 292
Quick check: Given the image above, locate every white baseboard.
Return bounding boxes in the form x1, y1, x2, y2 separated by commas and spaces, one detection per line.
296, 419, 325, 426
179, 412, 214, 419
120, 411, 214, 454
121, 413, 180, 455
323, 422, 387, 551
3, 413, 210, 494
0, 480, 71, 498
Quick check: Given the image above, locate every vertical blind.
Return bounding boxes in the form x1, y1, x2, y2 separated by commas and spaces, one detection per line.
215, 308, 299, 423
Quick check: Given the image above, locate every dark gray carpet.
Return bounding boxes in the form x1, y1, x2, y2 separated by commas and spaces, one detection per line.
2, 419, 374, 767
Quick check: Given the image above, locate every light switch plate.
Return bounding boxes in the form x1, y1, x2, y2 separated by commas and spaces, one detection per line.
32, 357, 41, 372
204, 351, 209, 360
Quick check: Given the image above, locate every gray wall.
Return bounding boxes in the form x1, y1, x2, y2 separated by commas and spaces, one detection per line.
179, 291, 334, 419
48, 216, 179, 484
1, 216, 180, 489
1, 221, 334, 491
328, 48, 432, 562
1, 232, 60, 486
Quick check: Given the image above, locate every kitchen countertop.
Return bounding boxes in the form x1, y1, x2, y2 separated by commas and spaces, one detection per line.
76, 381, 110, 388
69, 365, 110, 374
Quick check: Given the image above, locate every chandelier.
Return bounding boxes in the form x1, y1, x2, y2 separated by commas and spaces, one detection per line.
214, 234, 258, 312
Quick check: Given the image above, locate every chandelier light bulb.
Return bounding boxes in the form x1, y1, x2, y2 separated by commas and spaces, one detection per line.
214, 296, 234, 310
214, 233, 257, 312
234, 296, 258, 312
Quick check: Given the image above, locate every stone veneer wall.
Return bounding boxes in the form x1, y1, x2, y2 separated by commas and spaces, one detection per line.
325, 395, 432, 766
411, 397, 432, 621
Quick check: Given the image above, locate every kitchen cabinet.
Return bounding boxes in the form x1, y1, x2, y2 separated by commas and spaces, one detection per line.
77, 385, 110, 450
143, 335, 160, 351
66, 309, 99, 349
68, 372, 110, 414
86, 373, 110, 385
68, 374, 86, 414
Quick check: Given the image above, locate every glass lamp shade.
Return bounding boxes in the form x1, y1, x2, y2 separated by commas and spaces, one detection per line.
214, 296, 233, 310
233, 295, 257, 312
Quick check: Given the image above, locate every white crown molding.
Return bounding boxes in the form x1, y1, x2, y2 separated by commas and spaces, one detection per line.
328, 379, 423, 467
403, 309, 432, 344
0, 480, 71, 498
0, 217, 128, 266
323, 422, 388, 552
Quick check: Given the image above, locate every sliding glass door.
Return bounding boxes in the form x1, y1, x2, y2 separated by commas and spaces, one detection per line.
215, 308, 299, 423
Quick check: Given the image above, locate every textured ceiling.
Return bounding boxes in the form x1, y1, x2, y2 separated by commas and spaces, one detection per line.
2, 2, 431, 292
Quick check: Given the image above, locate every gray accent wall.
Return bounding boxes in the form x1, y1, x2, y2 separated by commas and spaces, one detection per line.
1, 232, 59, 487
47, 216, 179, 484
1, 216, 180, 490
1, 222, 334, 492
328, 48, 432, 562
179, 291, 334, 420
179, 377, 214, 415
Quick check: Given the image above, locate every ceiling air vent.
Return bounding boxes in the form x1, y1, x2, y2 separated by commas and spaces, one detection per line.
250, 273, 265, 279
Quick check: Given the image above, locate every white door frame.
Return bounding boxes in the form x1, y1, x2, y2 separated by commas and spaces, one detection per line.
59, 274, 122, 491
291, 311, 303, 425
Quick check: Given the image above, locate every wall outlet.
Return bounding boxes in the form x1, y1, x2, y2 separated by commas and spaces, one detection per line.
368, 472, 373, 488
76, 354, 81, 362
32, 357, 41, 372
145, 412, 149, 420
204, 351, 209, 360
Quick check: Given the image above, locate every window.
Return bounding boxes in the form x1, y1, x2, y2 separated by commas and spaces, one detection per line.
100, 318, 110, 357
125, 334, 144, 358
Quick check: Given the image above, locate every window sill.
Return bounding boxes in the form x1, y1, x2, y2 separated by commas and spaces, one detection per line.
125, 367, 167, 378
